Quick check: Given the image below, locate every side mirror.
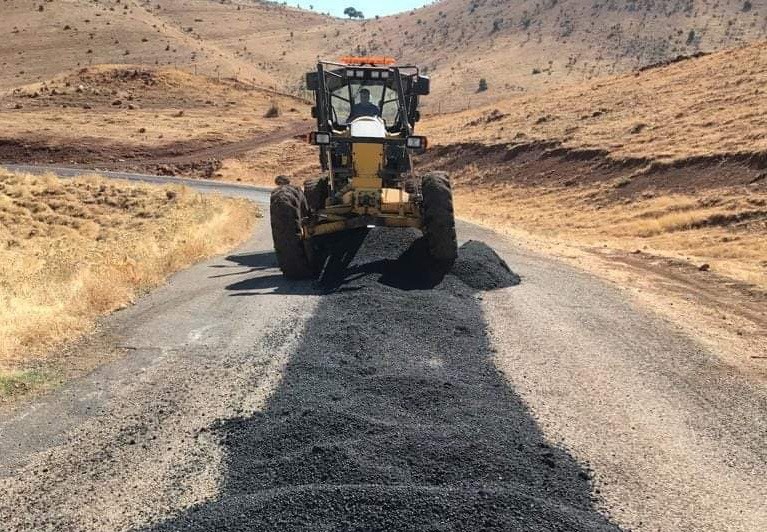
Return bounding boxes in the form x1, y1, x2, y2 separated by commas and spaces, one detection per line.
306, 72, 319, 91
311, 106, 318, 118
310, 131, 331, 145
406, 136, 428, 153
413, 110, 421, 122
414, 75, 430, 95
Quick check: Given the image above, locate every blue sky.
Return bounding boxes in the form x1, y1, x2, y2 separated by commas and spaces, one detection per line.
286, 0, 434, 18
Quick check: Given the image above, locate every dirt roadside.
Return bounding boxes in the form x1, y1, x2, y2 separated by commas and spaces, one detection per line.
469, 223, 767, 381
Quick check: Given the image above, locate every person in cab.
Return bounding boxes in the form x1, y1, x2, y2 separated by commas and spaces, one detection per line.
347, 88, 380, 122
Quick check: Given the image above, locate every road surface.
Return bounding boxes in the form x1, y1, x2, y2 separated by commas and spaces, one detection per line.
0, 169, 764, 531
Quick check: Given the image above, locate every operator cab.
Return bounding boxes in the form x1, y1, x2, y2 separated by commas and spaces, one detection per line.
307, 57, 430, 189
308, 56, 428, 135
329, 72, 400, 133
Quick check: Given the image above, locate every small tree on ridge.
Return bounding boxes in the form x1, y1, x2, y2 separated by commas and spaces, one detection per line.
344, 7, 364, 19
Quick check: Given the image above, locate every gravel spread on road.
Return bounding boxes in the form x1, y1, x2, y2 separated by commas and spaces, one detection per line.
149, 229, 617, 531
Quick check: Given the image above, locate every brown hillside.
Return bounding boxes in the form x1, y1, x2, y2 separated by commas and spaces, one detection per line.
419, 40, 767, 289
2, 0, 766, 111
424, 40, 767, 162
344, 0, 767, 110
0, 0, 285, 91
144, 0, 767, 110
0, 65, 311, 176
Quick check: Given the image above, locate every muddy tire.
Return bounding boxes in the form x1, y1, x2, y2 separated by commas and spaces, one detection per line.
270, 185, 313, 279
303, 178, 329, 214
421, 172, 458, 265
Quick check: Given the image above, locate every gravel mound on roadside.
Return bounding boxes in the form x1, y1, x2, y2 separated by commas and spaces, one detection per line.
452, 239, 521, 290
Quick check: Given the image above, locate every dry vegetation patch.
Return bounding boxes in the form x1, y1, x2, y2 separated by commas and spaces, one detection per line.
0, 65, 310, 174
0, 170, 258, 396
452, 181, 767, 288
218, 139, 322, 187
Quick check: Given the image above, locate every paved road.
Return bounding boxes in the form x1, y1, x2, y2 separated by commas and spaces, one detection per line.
0, 170, 764, 531
2, 163, 273, 202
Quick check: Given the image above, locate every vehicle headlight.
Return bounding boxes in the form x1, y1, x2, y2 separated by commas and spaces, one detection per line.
406, 136, 428, 150
311, 132, 331, 145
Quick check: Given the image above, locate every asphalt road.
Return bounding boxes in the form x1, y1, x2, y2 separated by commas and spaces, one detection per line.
2, 164, 273, 202
0, 171, 765, 531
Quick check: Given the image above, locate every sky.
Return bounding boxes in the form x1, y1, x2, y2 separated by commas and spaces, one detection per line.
284, 0, 434, 18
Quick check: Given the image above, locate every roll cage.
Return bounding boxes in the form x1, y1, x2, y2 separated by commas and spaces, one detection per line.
307, 60, 430, 137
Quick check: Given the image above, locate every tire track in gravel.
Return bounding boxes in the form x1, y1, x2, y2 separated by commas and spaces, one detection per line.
147, 228, 619, 531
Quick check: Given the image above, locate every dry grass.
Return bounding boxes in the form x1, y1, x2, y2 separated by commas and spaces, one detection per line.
218, 139, 322, 187
424, 41, 767, 163
453, 184, 767, 289
0, 170, 259, 390
0, 65, 309, 150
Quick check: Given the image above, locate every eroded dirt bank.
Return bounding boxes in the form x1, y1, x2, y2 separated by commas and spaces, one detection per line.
0, 123, 307, 179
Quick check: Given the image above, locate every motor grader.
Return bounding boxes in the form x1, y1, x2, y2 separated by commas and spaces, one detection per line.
270, 56, 457, 279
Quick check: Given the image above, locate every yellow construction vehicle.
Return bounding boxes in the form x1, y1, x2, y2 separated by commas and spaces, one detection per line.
270, 56, 456, 278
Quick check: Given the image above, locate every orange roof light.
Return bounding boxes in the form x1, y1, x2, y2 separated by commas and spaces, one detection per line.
339, 56, 396, 66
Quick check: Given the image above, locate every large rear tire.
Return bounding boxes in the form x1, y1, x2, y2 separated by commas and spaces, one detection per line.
421, 172, 458, 266
270, 185, 313, 279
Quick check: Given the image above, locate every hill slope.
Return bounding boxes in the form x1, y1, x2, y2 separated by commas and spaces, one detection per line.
2, 0, 766, 111
146, 0, 767, 109
343, 0, 767, 109
0, 65, 310, 177
424, 40, 767, 162
0, 0, 289, 91
419, 40, 767, 288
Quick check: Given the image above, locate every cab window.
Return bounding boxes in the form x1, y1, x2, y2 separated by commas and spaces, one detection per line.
330, 80, 400, 129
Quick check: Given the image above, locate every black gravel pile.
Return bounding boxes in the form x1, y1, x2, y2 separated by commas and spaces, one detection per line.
452, 240, 521, 290
149, 229, 618, 531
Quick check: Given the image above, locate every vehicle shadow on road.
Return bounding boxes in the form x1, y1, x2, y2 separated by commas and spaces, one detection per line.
319, 235, 451, 291
147, 230, 618, 531
214, 250, 318, 296
222, 229, 521, 295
